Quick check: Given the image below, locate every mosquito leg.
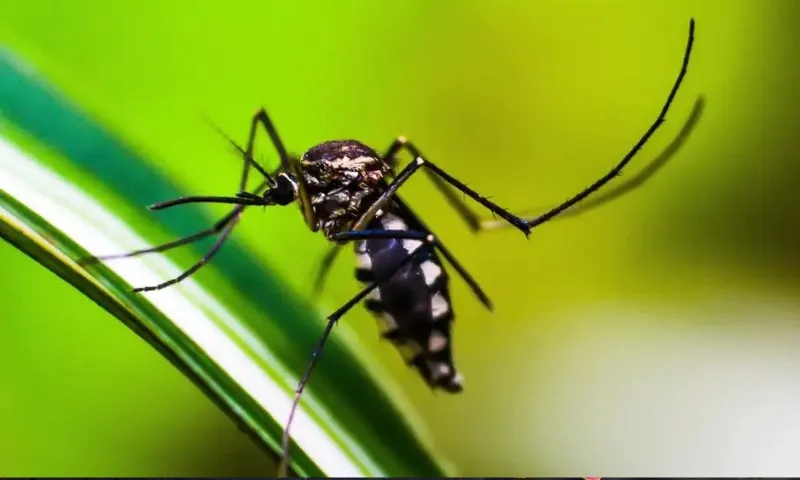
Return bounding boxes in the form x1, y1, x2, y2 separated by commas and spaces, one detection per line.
278, 235, 434, 477
373, 145, 493, 308
81, 111, 280, 266
331, 229, 430, 242
240, 109, 317, 228
477, 95, 705, 230
79, 206, 245, 265
381, 138, 483, 231
331, 228, 491, 310
131, 217, 240, 292
425, 238, 491, 309
82, 107, 296, 293
206, 106, 297, 189
377, 19, 695, 235
391, 196, 492, 310
311, 245, 343, 298
147, 195, 267, 210
244, 108, 291, 171
353, 154, 531, 235
310, 193, 494, 309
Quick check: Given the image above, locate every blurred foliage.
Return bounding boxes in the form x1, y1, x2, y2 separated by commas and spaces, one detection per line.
2, 0, 800, 476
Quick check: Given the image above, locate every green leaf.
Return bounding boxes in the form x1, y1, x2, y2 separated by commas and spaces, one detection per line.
0, 50, 453, 477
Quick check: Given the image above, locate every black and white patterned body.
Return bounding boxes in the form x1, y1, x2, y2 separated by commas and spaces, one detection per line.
354, 208, 462, 393
300, 139, 463, 392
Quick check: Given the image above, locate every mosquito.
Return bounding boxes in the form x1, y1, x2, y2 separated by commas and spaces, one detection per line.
80, 19, 695, 476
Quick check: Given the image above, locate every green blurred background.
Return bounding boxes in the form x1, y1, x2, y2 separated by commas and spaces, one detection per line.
2, 0, 800, 476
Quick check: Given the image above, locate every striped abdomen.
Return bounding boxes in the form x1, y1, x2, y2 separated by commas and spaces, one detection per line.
354, 210, 463, 393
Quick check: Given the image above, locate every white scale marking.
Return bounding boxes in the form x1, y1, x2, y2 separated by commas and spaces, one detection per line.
379, 312, 398, 330
431, 291, 449, 319
381, 214, 407, 232
328, 155, 376, 169
428, 361, 451, 381
366, 288, 381, 302
420, 260, 441, 286
355, 253, 372, 270
402, 239, 423, 254
428, 331, 448, 353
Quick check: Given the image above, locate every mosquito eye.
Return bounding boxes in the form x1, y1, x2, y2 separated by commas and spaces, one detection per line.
273, 190, 294, 205
269, 175, 296, 205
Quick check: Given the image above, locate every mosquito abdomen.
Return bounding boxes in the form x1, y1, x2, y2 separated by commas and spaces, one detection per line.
353, 210, 463, 393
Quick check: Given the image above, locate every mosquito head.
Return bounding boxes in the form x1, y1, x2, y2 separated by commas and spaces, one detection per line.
262, 172, 298, 206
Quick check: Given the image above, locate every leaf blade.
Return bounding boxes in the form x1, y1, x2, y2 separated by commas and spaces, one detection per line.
0, 49, 453, 477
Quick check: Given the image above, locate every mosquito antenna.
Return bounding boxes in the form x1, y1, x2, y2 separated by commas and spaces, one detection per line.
202, 115, 277, 185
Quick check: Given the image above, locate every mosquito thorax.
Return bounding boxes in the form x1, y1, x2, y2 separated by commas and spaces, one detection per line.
300, 139, 391, 236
